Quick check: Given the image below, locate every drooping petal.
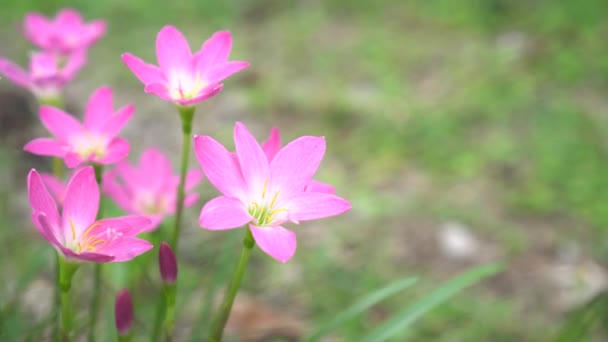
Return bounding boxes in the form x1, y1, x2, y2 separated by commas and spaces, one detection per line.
205, 61, 249, 84
39, 106, 83, 141
305, 180, 336, 194
28, 169, 62, 240
121, 53, 164, 85
249, 225, 297, 263
199, 196, 251, 230
155, 26, 192, 74
286, 192, 351, 222
262, 127, 281, 161
194, 31, 232, 72
184, 169, 204, 191
84, 86, 113, 130
97, 137, 129, 165
270, 136, 326, 197
193, 135, 246, 198
0, 57, 31, 88
101, 104, 134, 138
234, 122, 269, 194
144, 83, 173, 102
97, 237, 153, 262
62, 166, 99, 234
24, 138, 66, 157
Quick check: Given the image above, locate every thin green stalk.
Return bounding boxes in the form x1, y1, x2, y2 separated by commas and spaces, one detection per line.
39, 96, 64, 108
87, 164, 105, 342
169, 105, 196, 252
58, 259, 79, 342
209, 229, 255, 342
163, 284, 177, 341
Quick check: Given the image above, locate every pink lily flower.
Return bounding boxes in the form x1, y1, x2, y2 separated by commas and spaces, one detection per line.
103, 148, 203, 231
262, 127, 337, 194
27, 166, 153, 263
0, 50, 85, 99
194, 122, 351, 263
24, 86, 134, 168
121, 25, 249, 106
24, 8, 106, 55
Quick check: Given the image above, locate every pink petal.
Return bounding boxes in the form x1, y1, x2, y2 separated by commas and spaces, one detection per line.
35, 212, 72, 253
0, 57, 31, 89
193, 135, 246, 199
102, 171, 134, 213
305, 180, 336, 194
97, 137, 130, 165
205, 61, 249, 84
199, 196, 251, 230
286, 192, 351, 222
64, 152, 85, 168
84, 86, 113, 130
39, 106, 83, 141
64, 249, 115, 263
98, 237, 153, 262
55, 8, 83, 29
249, 225, 296, 263
40, 173, 67, 206
101, 104, 134, 138
144, 83, 173, 102
84, 20, 106, 43
96, 216, 152, 236
185, 84, 223, 105
28, 169, 62, 240
262, 127, 281, 161
155, 26, 193, 74
121, 53, 164, 85
194, 31, 233, 72
183, 193, 199, 208
23, 13, 50, 47
234, 122, 269, 194
24, 138, 66, 157
185, 169, 204, 190
62, 166, 99, 233
60, 50, 86, 80
270, 136, 326, 197
138, 148, 172, 189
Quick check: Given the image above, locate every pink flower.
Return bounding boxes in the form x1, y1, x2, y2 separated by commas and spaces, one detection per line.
194, 122, 351, 263
40, 172, 68, 207
262, 127, 337, 194
121, 26, 249, 106
27, 167, 153, 263
24, 86, 134, 168
0, 51, 85, 99
103, 148, 203, 231
24, 8, 106, 55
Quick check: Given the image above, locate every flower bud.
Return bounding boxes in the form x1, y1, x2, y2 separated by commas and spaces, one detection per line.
114, 289, 133, 336
159, 242, 177, 285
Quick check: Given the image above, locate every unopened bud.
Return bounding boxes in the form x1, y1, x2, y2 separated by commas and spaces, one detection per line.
159, 242, 177, 285
114, 289, 133, 336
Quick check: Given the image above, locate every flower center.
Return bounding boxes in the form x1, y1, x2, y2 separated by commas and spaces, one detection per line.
135, 192, 169, 215
247, 180, 288, 226
72, 132, 106, 159
67, 217, 122, 253
168, 71, 207, 100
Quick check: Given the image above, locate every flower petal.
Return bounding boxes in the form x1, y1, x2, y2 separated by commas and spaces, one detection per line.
84, 20, 106, 44
270, 136, 326, 197
194, 31, 233, 72
183, 193, 199, 209
39, 106, 83, 141
121, 53, 164, 85
286, 192, 351, 222
234, 122, 269, 194
305, 180, 336, 194
144, 83, 173, 102
102, 171, 134, 213
84, 86, 113, 130
98, 237, 153, 262
205, 61, 249, 84
138, 148, 172, 190
262, 127, 281, 161
0, 57, 31, 89
156, 26, 192, 74
185, 169, 204, 191
96, 216, 152, 236
193, 135, 246, 198
24, 138, 66, 157
24, 13, 50, 47
64, 152, 85, 168
28, 169, 62, 241
97, 137, 129, 165
199, 196, 251, 230
40, 172, 67, 206
249, 225, 296, 263
101, 104, 134, 138
35, 212, 73, 253
62, 166, 99, 234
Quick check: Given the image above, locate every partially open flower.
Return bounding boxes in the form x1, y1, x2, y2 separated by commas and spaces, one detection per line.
159, 242, 178, 285
114, 289, 133, 336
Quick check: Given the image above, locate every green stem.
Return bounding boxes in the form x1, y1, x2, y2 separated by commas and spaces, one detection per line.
58, 259, 79, 342
169, 105, 196, 252
209, 229, 255, 342
87, 164, 105, 342
39, 96, 64, 108
117, 335, 132, 342
163, 284, 177, 342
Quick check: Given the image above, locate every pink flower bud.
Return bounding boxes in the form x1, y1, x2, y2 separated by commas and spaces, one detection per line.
159, 242, 177, 284
114, 289, 133, 336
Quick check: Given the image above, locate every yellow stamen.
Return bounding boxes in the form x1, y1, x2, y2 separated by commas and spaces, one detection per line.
87, 239, 107, 251
270, 190, 280, 209
69, 218, 76, 240
262, 179, 270, 199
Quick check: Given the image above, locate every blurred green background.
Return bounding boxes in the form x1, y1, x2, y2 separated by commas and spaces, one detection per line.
1, 0, 608, 340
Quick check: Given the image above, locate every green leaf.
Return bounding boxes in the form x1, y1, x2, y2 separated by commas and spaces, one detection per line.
554, 290, 608, 341
304, 276, 419, 342
362, 263, 503, 342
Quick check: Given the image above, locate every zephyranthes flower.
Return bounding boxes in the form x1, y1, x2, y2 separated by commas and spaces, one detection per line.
24, 8, 106, 55
0, 51, 85, 100
27, 167, 153, 263
103, 148, 203, 231
121, 26, 249, 106
194, 122, 351, 262
24, 86, 133, 168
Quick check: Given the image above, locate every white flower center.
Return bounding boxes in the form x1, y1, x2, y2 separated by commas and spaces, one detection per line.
247, 180, 288, 226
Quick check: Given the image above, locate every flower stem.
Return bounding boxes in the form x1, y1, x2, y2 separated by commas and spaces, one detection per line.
169, 105, 196, 252
209, 228, 255, 342
87, 164, 105, 342
58, 258, 79, 342
162, 284, 177, 341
